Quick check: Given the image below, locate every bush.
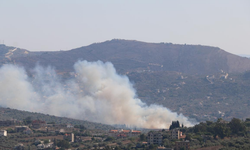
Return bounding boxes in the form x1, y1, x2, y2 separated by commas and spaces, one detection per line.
105, 137, 114, 142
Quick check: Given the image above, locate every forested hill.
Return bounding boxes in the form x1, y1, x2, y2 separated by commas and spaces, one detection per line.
0, 107, 114, 130
1, 40, 250, 123
1, 39, 250, 75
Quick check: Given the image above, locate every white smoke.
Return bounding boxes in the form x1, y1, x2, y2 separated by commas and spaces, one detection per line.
0, 61, 195, 128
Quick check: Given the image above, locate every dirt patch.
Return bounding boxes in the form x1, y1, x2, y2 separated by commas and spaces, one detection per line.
122, 140, 131, 145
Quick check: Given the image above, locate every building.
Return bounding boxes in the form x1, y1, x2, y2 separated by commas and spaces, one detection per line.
175, 141, 190, 150
37, 142, 54, 149
15, 126, 29, 132
32, 120, 46, 129
108, 129, 141, 138
147, 132, 163, 145
171, 129, 182, 139
0, 130, 7, 136
58, 129, 65, 133
71, 133, 74, 142
23, 129, 33, 134
117, 133, 127, 138
67, 124, 74, 128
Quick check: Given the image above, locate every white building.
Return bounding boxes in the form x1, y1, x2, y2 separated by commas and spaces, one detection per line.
0, 130, 7, 136
37, 142, 54, 149
71, 133, 74, 142
67, 124, 74, 128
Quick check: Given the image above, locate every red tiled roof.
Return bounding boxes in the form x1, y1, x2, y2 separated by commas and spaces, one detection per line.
122, 130, 130, 133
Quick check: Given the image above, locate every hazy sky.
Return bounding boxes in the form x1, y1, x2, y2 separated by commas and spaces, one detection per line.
0, 0, 249, 55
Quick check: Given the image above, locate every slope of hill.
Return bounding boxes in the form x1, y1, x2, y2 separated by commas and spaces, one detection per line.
128, 71, 250, 122
1, 39, 250, 75
0, 107, 114, 130
1, 40, 250, 123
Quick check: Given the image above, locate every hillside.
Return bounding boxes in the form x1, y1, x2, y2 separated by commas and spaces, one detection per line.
1, 40, 250, 123
0, 107, 114, 130
1, 40, 250, 75
128, 70, 250, 122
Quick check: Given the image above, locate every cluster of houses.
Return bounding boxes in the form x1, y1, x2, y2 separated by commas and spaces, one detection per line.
108, 129, 141, 138
0, 119, 92, 149
147, 128, 189, 150
0, 119, 77, 135
0, 118, 191, 150
107, 127, 189, 150
35, 139, 55, 150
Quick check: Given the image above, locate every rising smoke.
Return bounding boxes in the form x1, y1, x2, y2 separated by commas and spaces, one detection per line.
0, 61, 195, 128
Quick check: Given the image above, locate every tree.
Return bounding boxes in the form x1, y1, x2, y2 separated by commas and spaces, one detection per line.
148, 144, 157, 150
214, 122, 230, 139
185, 134, 191, 141
229, 118, 246, 135
194, 122, 207, 133
140, 134, 146, 141
177, 121, 180, 128
23, 117, 32, 125
53, 138, 57, 148
115, 146, 122, 150
57, 140, 70, 149
104, 137, 114, 142
169, 121, 180, 130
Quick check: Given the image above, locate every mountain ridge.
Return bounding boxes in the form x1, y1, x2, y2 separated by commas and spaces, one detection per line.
1, 39, 250, 75
1, 40, 250, 122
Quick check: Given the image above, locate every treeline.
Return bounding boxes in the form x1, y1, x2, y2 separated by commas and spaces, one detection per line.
188, 118, 249, 139
178, 118, 250, 149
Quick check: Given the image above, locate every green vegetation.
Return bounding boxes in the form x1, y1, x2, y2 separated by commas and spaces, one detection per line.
57, 140, 70, 149
0, 107, 114, 130
0, 117, 249, 149
181, 118, 250, 149
169, 120, 180, 130
128, 71, 250, 122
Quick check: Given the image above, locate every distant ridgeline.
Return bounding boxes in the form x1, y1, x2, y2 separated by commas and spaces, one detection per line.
1, 40, 250, 75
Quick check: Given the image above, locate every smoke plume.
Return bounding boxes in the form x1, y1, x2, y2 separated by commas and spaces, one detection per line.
0, 61, 195, 128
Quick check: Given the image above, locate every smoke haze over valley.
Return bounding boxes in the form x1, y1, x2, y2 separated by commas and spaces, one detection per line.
0, 60, 195, 128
